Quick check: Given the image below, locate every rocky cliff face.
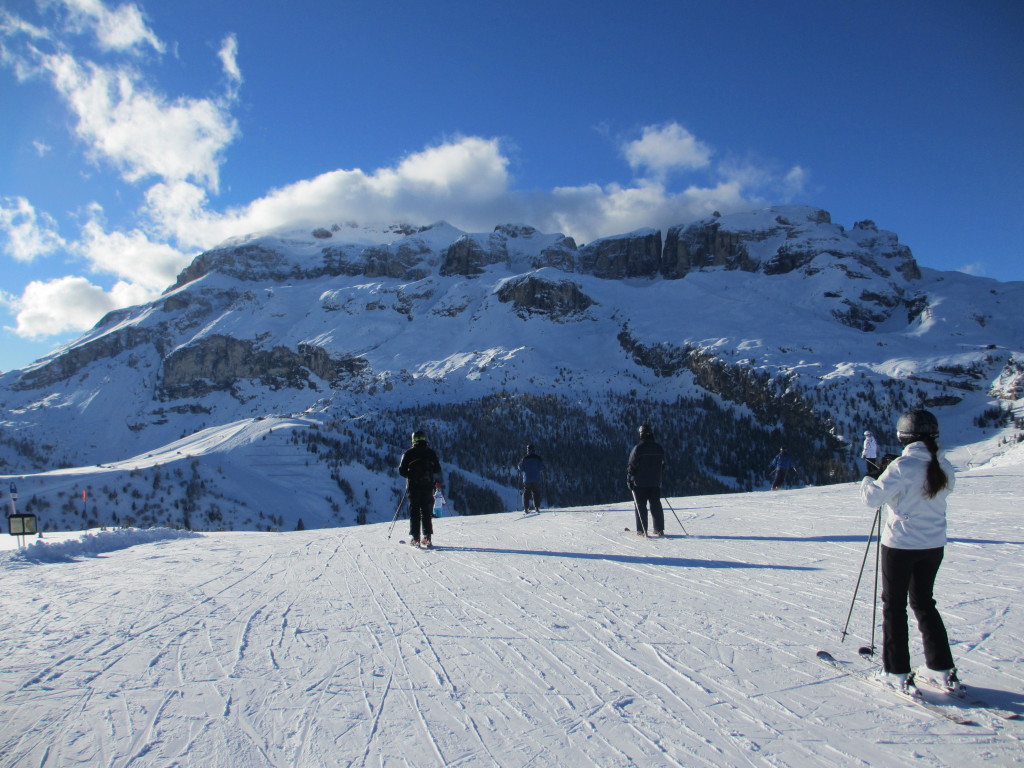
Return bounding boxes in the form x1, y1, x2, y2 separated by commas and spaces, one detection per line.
173, 244, 295, 287
13, 323, 162, 391
488, 225, 577, 272
577, 229, 663, 279
991, 355, 1024, 401
9, 205, 931, 401
441, 236, 494, 277
662, 221, 750, 277
10, 206, 930, 398
171, 224, 444, 287
168, 207, 920, 290
495, 276, 596, 319
657, 208, 922, 331
660, 208, 921, 282
159, 336, 369, 399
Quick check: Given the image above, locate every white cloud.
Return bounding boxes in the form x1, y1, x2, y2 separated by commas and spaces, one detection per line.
42, 51, 238, 191
541, 178, 751, 245
623, 123, 713, 176
144, 137, 515, 251
0, 197, 66, 262
141, 131, 774, 253
218, 33, 241, 94
0, 11, 51, 47
715, 156, 809, 205
783, 165, 808, 198
8, 275, 121, 338
139, 132, 779, 260
142, 181, 215, 245
80, 205, 191, 290
60, 0, 164, 54
956, 262, 986, 276
387, 137, 510, 195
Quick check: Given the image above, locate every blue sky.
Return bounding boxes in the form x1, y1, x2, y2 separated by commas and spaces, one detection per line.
1, 0, 1022, 373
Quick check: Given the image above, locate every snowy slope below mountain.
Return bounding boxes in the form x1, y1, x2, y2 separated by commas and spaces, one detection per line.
2, 460, 1022, 767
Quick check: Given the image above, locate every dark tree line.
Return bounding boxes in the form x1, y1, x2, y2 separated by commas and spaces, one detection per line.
296, 383, 855, 516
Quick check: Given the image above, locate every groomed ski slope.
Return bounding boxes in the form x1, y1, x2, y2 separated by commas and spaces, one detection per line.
1, 462, 1022, 767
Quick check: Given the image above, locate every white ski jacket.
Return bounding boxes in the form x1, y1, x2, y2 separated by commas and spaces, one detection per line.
861, 435, 878, 460
860, 441, 955, 550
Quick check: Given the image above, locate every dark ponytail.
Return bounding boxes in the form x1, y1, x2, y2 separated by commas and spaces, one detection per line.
921, 435, 949, 499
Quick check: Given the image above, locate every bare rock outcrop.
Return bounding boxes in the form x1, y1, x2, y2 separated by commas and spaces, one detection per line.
496, 276, 596, 319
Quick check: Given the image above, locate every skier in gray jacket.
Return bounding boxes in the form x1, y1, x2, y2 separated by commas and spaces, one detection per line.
860, 409, 958, 693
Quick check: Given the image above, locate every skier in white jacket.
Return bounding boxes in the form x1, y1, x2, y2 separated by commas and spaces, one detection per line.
861, 430, 880, 478
860, 409, 958, 693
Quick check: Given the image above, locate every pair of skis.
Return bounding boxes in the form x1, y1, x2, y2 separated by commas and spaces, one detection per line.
624, 527, 665, 539
815, 649, 1020, 726
399, 538, 436, 550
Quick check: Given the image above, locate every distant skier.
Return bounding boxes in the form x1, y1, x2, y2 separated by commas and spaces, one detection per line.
860, 409, 959, 694
861, 430, 880, 478
398, 430, 443, 548
518, 444, 545, 513
768, 448, 795, 490
627, 424, 665, 536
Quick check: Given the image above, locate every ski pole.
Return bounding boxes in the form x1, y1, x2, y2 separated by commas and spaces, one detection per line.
386, 490, 408, 539
840, 506, 881, 644
869, 515, 882, 655
662, 495, 689, 536
631, 490, 648, 536
858, 513, 884, 659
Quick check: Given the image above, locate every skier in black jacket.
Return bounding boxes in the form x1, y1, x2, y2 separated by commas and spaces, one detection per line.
398, 430, 443, 547
627, 424, 666, 536
518, 444, 545, 513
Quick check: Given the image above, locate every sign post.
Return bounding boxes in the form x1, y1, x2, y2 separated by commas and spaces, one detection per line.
6, 483, 38, 548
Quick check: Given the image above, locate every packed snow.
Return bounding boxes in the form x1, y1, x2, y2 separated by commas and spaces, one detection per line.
2, 451, 1022, 766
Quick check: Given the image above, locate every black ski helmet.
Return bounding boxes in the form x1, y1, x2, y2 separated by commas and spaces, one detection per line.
411, 430, 426, 444
638, 424, 654, 439
896, 409, 939, 444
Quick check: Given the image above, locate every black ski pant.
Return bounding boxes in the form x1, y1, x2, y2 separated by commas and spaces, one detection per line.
408, 485, 434, 540
523, 483, 541, 512
771, 468, 788, 490
632, 487, 664, 534
881, 544, 954, 674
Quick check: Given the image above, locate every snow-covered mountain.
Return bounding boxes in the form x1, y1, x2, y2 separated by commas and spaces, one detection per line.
1, 205, 1022, 531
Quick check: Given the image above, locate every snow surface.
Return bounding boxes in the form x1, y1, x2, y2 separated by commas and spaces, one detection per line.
2, 459, 1022, 766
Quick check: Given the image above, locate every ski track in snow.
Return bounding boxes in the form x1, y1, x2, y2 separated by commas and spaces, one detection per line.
1, 468, 1023, 767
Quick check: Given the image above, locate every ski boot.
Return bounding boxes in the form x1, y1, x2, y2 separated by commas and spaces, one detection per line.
876, 670, 916, 694
918, 667, 963, 696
